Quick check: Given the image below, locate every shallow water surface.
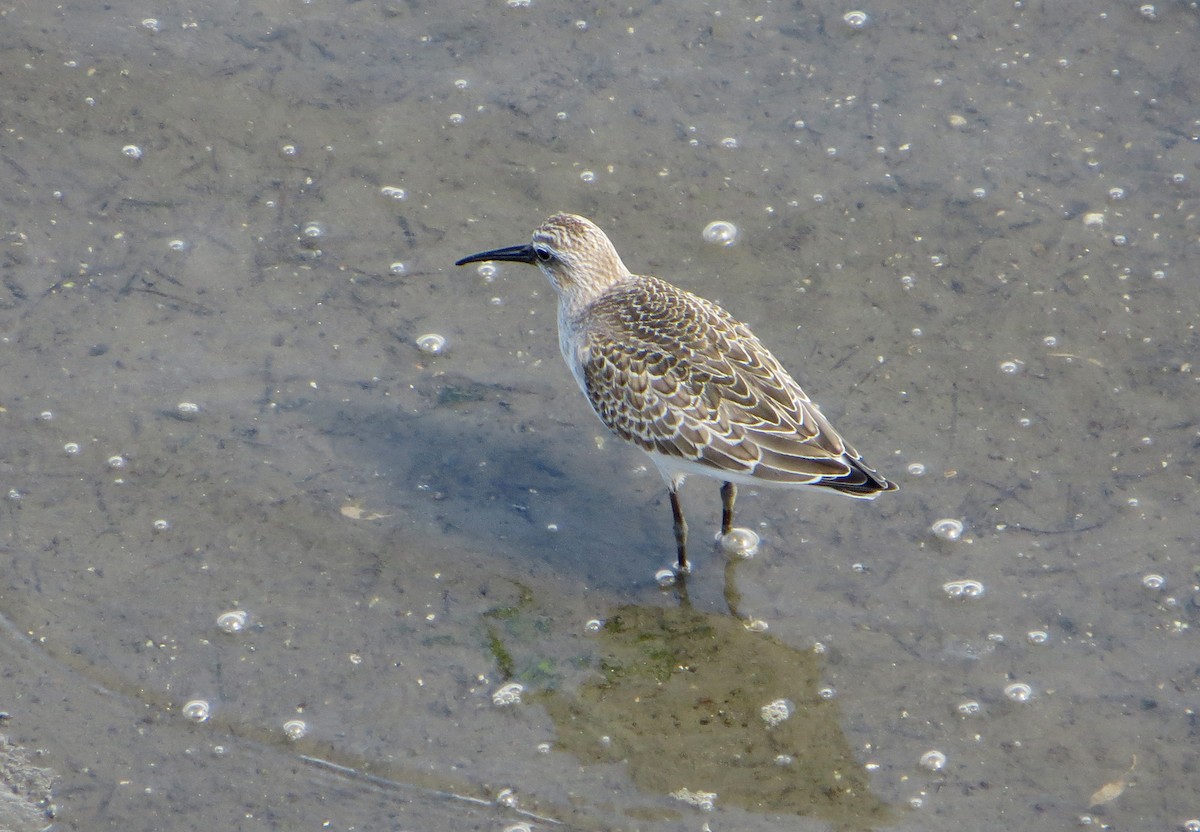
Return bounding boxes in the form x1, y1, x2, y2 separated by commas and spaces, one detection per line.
1, 1, 1197, 830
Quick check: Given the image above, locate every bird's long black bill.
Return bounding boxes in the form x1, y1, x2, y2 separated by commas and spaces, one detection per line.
454, 244, 537, 267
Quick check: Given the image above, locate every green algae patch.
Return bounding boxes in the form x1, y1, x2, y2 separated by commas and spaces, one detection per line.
539, 604, 892, 827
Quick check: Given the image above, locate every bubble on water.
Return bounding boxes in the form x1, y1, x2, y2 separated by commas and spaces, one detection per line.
909, 795, 925, 809
655, 568, 678, 587
575, 19, 588, 29
584, 618, 603, 632
38, 410, 54, 422
760, 698, 793, 727
1004, 681, 1034, 703
216, 610, 248, 634
301, 221, 325, 239
919, 750, 947, 772
670, 787, 716, 811
843, 10, 870, 29
774, 754, 794, 766
1108, 186, 1127, 202
956, 699, 981, 716
1112, 234, 1128, 247
503, 824, 532, 832
415, 333, 447, 356
813, 193, 826, 204
907, 462, 927, 476
176, 401, 200, 420
107, 455, 127, 469
1152, 269, 1166, 280
168, 239, 190, 252
495, 787, 518, 808
140, 17, 161, 32
1026, 629, 1049, 645
492, 681, 524, 706
702, 220, 739, 247
506, 0, 532, 7
1170, 172, 1187, 185
283, 719, 308, 740
447, 113, 464, 125
719, 137, 740, 149
1184, 820, 1200, 832
380, 186, 407, 201
899, 274, 915, 290
818, 686, 837, 700
999, 359, 1024, 375
1139, 3, 1157, 19
743, 618, 769, 633
475, 263, 498, 282
579, 170, 596, 183
152, 518, 171, 532
63, 442, 81, 456
1142, 573, 1165, 590
943, 579, 985, 599
122, 144, 144, 160
453, 78, 469, 90
7, 489, 21, 501
389, 262, 407, 276
971, 187, 988, 199
182, 699, 211, 722
536, 742, 551, 753
720, 527, 760, 558
280, 143, 299, 158
931, 518, 964, 541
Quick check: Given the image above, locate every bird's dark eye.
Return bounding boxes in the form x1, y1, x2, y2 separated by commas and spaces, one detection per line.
534, 245, 553, 262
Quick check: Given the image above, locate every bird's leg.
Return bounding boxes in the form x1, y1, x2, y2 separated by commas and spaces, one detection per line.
720, 481, 737, 536
669, 488, 690, 574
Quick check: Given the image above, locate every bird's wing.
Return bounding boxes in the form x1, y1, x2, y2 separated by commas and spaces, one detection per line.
579, 279, 889, 492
